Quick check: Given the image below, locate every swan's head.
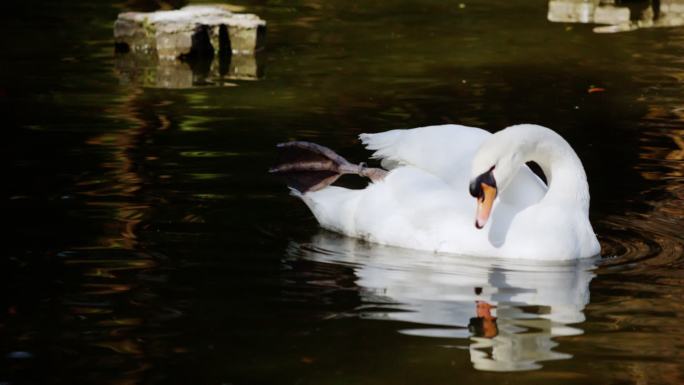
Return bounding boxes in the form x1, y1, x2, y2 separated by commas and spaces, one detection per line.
469, 125, 535, 228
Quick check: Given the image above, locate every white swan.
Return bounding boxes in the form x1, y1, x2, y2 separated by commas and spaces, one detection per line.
272, 124, 601, 260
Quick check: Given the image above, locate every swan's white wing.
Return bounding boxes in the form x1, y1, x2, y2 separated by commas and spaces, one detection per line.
359, 124, 489, 185
360, 123, 547, 203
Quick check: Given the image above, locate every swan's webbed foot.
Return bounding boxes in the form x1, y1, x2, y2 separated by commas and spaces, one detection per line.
357, 162, 387, 182
270, 141, 387, 192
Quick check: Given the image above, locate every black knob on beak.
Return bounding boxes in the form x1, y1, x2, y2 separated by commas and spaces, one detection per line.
469, 179, 482, 198
469, 167, 497, 198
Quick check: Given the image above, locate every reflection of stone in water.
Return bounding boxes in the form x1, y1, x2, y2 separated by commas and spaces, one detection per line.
114, 52, 262, 88
548, 0, 684, 33
291, 232, 596, 372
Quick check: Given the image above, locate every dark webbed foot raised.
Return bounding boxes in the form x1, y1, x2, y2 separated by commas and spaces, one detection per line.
270, 141, 387, 192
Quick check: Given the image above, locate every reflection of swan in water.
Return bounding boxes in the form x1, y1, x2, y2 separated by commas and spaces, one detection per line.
287, 231, 597, 372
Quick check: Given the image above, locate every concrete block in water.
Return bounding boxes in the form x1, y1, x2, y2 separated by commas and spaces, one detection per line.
548, 0, 629, 24
114, 4, 266, 60
548, 0, 684, 33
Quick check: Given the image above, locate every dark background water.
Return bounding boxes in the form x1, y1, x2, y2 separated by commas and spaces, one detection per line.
2, 0, 684, 384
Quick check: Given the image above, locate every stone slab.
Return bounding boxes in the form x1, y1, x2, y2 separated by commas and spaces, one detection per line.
114, 4, 266, 60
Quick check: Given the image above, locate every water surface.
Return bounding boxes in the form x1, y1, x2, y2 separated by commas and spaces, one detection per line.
3, 0, 684, 384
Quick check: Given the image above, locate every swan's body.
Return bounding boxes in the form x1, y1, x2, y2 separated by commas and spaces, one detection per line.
282, 124, 600, 260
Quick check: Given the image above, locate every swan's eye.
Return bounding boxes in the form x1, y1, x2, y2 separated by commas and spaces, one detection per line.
469, 167, 497, 198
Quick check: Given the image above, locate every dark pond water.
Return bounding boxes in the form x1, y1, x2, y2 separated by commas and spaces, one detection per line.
3, 0, 684, 384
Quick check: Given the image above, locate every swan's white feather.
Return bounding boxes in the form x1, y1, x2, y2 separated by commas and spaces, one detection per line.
360, 124, 488, 185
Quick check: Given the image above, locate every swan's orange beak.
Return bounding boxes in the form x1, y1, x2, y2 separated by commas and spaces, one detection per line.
475, 183, 497, 229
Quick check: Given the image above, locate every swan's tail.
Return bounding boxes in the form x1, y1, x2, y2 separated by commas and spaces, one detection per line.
270, 141, 386, 193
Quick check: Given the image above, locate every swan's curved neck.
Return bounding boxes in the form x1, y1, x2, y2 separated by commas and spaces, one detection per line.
524, 130, 590, 212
